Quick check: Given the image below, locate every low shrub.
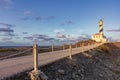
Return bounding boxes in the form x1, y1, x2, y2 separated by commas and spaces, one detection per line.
98, 44, 110, 53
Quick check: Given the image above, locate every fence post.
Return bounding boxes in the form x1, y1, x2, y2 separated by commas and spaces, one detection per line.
63, 44, 65, 50
82, 42, 84, 53
29, 43, 48, 80
76, 43, 78, 48
92, 41, 94, 49
79, 42, 80, 47
69, 43, 72, 59
52, 43, 54, 52
88, 42, 90, 51
80, 42, 81, 47
29, 43, 40, 80
33, 43, 38, 72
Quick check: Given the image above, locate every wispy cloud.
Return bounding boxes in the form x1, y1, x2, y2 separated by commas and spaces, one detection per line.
54, 29, 65, 33
77, 29, 84, 33
107, 37, 117, 42
24, 36, 33, 40
81, 33, 91, 38
0, 22, 15, 28
76, 36, 89, 41
0, 22, 16, 40
2, 37, 12, 41
22, 17, 30, 20
0, 41, 32, 46
67, 20, 74, 24
56, 33, 91, 43
22, 15, 55, 21
45, 16, 55, 20
35, 16, 55, 21
24, 34, 56, 42
35, 16, 42, 21
22, 32, 28, 34
61, 20, 74, 25
0, 23, 14, 34
0, 0, 13, 9
0, 27, 14, 32
106, 28, 120, 32
56, 33, 66, 38
23, 11, 32, 16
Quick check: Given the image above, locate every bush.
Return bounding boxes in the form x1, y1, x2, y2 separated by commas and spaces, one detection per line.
98, 44, 110, 53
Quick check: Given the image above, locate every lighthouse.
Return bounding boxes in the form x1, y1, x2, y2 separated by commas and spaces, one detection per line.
92, 19, 107, 43
99, 19, 103, 35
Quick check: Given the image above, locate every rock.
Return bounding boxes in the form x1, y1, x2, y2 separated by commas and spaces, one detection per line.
56, 78, 60, 80
75, 75, 79, 78
99, 74, 103, 77
78, 70, 81, 73
25, 77, 29, 80
57, 69, 65, 75
72, 73, 76, 78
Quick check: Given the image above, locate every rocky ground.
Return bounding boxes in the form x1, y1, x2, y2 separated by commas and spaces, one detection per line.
3, 42, 120, 80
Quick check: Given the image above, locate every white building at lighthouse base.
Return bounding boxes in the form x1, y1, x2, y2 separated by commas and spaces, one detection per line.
92, 33, 107, 43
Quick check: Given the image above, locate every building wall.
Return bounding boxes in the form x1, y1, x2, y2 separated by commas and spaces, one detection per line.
92, 34, 107, 43
92, 34, 102, 42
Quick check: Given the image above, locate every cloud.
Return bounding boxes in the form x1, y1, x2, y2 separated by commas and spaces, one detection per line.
35, 16, 42, 21
22, 32, 28, 34
21, 17, 29, 20
24, 36, 33, 40
23, 11, 32, 16
45, 16, 55, 20
44, 37, 55, 41
24, 34, 56, 41
56, 33, 66, 38
0, 23, 15, 36
0, 22, 15, 28
0, 27, 14, 32
0, 31, 16, 42
35, 16, 55, 21
81, 33, 91, 38
67, 20, 74, 24
61, 20, 74, 25
4, 32, 16, 36
106, 28, 120, 32
2, 37, 12, 41
55, 33, 91, 43
21, 10, 32, 20
0, 41, 32, 46
78, 29, 84, 33
0, 0, 12, 5
34, 34, 56, 41
54, 29, 65, 33
76, 36, 89, 41
22, 15, 55, 21
0, 0, 13, 9
33, 34, 48, 38
61, 23, 65, 26
0, 22, 16, 40
107, 37, 117, 42
15, 37, 20, 39
66, 37, 76, 42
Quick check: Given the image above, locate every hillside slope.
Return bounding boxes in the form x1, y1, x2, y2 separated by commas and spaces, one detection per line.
5, 42, 120, 80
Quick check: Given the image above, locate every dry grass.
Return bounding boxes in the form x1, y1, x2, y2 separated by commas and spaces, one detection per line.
97, 44, 112, 55
0, 48, 18, 52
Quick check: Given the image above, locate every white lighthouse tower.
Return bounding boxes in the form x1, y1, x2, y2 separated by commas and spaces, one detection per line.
92, 19, 107, 43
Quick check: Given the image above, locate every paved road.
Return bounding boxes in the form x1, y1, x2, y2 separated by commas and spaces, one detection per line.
0, 43, 102, 79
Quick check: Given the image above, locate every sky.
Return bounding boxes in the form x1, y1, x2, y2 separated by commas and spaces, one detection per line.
0, 0, 120, 46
